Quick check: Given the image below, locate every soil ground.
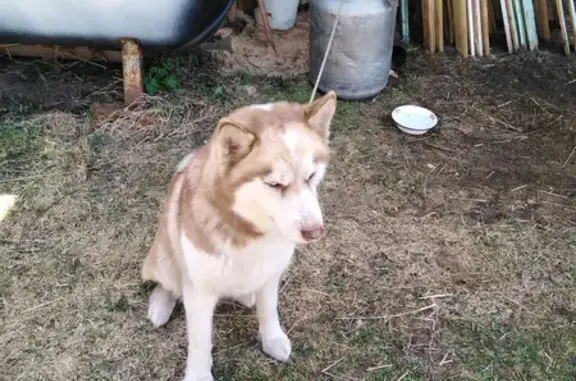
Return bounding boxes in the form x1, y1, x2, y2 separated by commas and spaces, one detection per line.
1, 46, 575, 381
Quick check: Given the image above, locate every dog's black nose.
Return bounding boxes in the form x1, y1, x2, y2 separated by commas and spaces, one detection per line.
301, 225, 324, 241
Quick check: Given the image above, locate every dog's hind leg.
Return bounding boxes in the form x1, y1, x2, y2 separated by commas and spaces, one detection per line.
142, 231, 181, 327
148, 284, 177, 327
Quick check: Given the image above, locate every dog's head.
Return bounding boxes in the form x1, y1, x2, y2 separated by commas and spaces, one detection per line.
206, 92, 337, 245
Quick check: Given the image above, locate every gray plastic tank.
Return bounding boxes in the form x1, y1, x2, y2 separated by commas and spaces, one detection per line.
0, 0, 234, 52
309, 0, 399, 100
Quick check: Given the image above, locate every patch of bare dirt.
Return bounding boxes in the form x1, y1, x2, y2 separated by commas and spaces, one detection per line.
208, 11, 310, 78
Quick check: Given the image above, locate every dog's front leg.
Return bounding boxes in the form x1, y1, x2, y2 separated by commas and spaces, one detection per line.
182, 279, 218, 381
256, 272, 291, 362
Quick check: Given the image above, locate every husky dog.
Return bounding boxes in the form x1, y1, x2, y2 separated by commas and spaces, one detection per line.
142, 92, 337, 381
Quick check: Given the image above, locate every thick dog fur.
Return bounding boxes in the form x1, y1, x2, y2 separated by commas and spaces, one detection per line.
141, 91, 337, 381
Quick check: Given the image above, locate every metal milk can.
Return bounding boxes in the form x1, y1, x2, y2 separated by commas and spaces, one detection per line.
309, 0, 399, 100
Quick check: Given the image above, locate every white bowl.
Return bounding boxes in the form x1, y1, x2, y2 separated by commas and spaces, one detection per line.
391, 105, 438, 135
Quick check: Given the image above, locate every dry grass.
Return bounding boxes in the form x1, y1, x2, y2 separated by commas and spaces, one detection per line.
1, 50, 576, 381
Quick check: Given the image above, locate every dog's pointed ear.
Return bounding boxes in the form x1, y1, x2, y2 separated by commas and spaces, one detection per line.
304, 91, 337, 141
213, 118, 256, 167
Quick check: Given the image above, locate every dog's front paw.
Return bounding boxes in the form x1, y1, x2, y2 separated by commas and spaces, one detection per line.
183, 368, 213, 381
262, 332, 291, 362
184, 348, 213, 381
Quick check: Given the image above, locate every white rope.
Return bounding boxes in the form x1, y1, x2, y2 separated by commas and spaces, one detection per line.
309, 0, 345, 104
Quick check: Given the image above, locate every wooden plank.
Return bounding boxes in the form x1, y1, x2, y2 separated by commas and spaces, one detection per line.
506, 0, 520, 50
1, 44, 122, 62
481, 0, 491, 55
454, 0, 469, 55
436, 0, 445, 52
554, 0, 571, 55
513, 0, 527, 48
401, 0, 410, 42
500, 0, 514, 52
522, 0, 539, 50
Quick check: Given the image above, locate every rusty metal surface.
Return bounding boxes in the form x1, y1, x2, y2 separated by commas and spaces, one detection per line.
121, 39, 144, 105
0, 0, 235, 52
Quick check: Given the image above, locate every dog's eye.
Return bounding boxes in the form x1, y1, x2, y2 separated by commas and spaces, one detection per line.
306, 172, 316, 182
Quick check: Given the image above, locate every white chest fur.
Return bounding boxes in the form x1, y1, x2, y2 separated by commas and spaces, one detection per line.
180, 233, 295, 297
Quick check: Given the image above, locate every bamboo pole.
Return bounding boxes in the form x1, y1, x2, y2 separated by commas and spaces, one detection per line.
566, 0, 576, 52
506, 0, 520, 50
447, 0, 455, 44
481, 0, 490, 55
512, 0, 527, 48
454, 0, 469, 56
500, 0, 514, 52
401, 0, 410, 42
535, 0, 551, 41
436, 0, 444, 52
522, 0, 538, 50
467, 0, 476, 56
423, 0, 435, 52
475, 0, 483, 56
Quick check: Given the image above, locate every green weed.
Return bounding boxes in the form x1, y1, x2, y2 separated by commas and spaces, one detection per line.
144, 61, 179, 95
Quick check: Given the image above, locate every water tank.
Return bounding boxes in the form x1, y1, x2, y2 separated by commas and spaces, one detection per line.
309, 0, 399, 100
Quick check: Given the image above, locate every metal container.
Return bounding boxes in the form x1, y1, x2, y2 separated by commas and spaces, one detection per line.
309, 0, 399, 100
0, 0, 234, 52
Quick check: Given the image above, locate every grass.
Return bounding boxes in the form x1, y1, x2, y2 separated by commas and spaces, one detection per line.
1, 49, 576, 381
450, 320, 576, 381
